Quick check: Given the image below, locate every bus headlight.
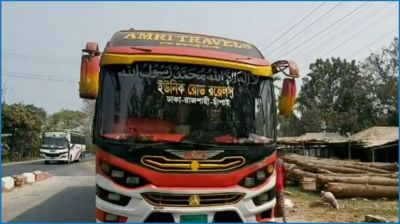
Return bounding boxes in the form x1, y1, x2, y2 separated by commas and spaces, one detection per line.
239, 163, 275, 188
252, 189, 275, 206
96, 185, 130, 206
126, 176, 140, 185
111, 170, 124, 178
107, 193, 121, 201
256, 170, 266, 181
244, 177, 256, 188
99, 161, 148, 188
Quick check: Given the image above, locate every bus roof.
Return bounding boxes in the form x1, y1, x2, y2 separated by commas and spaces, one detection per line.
104, 30, 269, 66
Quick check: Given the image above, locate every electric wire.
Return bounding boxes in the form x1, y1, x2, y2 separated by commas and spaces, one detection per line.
264, 2, 343, 56
4, 74, 77, 84
320, 10, 398, 58
297, 3, 397, 65
3, 71, 78, 84
346, 28, 398, 59
260, 2, 326, 53
3, 52, 79, 65
294, 2, 394, 62
274, 2, 369, 59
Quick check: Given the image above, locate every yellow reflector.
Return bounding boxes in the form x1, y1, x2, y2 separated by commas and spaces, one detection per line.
267, 164, 275, 174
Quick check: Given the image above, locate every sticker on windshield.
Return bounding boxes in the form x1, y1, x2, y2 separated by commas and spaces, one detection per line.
157, 79, 234, 107
120, 62, 259, 85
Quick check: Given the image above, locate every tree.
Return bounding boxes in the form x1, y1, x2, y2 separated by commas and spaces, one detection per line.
2, 103, 46, 161
1, 82, 13, 104
360, 37, 398, 126
81, 100, 96, 152
44, 109, 85, 131
278, 114, 304, 136
24, 104, 47, 121
297, 58, 376, 134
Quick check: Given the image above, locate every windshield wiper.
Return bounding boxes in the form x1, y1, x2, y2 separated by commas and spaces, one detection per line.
130, 141, 222, 151
180, 140, 221, 148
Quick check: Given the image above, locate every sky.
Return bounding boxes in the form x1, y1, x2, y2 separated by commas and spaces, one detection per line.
2, 1, 398, 115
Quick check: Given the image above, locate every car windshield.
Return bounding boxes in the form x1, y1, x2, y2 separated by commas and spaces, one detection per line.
96, 62, 276, 145
42, 137, 67, 149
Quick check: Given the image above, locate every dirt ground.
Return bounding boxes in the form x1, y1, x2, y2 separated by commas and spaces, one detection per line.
279, 186, 399, 223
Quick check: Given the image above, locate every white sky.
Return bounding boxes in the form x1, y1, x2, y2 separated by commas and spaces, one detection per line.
2, 2, 398, 114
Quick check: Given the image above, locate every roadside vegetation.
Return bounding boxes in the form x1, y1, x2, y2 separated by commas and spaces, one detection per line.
1, 100, 95, 162
279, 37, 398, 136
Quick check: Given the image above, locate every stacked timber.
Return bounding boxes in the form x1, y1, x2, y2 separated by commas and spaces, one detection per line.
283, 154, 398, 198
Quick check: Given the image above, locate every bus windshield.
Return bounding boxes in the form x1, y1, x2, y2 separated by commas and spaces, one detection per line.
96, 63, 276, 145
42, 137, 67, 149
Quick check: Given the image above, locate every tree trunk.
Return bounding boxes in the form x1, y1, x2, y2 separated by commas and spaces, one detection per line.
284, 154, 397, 174
284, 154, 398, 171
321, 173, 398, 179
316, 175, 398, 190
356, 162, 398, 172
284, 163, 298, 171
287, 169, 317, 182
300, 163, 369, 174
316, 168, 334, 174
341, 164, 391, 174
325, 182, 398, 198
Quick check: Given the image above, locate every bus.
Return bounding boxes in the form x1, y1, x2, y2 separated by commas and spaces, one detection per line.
40, 131, 86, 164
79, 30, 298, 222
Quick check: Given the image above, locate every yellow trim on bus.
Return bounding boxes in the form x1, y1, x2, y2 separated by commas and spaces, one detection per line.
100, 53, 273, 77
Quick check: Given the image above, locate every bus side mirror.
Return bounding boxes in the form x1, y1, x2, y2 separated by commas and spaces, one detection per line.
80, 42, 101, 99
278, 78, 296, 117
271, 60, 299, 78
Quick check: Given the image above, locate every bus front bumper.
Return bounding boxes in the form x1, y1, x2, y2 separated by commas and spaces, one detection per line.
96, 173, 276, 222
40, 152, 69, 161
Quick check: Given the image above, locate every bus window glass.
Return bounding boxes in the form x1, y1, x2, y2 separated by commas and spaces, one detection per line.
96, 63, 276, 144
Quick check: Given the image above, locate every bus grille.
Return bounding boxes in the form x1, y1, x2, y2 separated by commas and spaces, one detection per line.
140, 156, 245, 172
44, 152, 63, 158
141, 192, 245, 207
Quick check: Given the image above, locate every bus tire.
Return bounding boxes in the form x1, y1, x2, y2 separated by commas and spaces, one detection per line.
44, 160, 49, 164
77, 154, 82, 162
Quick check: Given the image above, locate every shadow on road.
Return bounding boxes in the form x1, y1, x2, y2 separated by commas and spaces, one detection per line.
10, 186, 95, 222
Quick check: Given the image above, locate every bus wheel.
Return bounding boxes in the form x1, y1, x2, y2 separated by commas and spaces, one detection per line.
77, 154, 82, 162
44, 160, 49, 164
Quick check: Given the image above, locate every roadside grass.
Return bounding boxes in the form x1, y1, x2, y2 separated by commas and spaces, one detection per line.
285, 185, 398, 222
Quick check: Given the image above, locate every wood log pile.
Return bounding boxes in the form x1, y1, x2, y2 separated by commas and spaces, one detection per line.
283, 154, 399, 198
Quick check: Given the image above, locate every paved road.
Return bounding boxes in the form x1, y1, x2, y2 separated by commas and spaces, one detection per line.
10, 186, 95, 222
2, 159, 96, 222
2, 154, 94, 177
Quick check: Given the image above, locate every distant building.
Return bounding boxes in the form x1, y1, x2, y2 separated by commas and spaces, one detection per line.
278, 126, 398, 163
350, 126, 398, 163
278, 132, 349, 159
